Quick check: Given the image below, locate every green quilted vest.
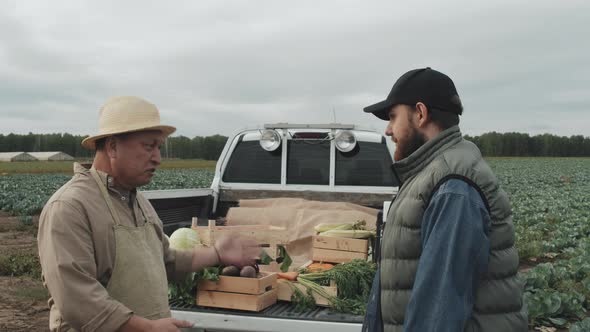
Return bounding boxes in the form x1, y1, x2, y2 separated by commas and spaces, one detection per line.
379, 126, 528, 332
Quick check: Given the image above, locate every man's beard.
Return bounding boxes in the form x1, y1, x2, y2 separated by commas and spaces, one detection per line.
393, 126, 427, 161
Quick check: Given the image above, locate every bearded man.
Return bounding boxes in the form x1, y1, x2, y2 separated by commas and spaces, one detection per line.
361, 68, 527, 332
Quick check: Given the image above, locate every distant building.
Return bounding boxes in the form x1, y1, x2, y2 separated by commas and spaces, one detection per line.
28, 151, 75, 161
0, 152, 38, 162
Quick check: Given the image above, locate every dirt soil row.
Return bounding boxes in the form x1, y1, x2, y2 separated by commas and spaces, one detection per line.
0, 212, 49, 332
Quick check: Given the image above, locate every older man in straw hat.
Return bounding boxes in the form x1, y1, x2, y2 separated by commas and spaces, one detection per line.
38, 96, 259, 332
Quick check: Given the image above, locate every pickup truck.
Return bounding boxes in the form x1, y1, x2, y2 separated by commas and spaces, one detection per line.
142, 123, 399, 332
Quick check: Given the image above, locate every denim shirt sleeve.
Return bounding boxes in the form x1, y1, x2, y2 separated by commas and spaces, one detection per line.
403, 179, 491, 332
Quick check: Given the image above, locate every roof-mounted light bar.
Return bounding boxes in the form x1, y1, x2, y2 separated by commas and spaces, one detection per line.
264, 123, 355, 130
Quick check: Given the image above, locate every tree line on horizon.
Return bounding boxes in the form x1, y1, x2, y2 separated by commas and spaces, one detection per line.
0, 133, 228, 160
0, 132, 589, 159
464, 132, 590, 157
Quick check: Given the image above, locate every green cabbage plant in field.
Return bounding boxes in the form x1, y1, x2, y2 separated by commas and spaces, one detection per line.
0, 169, 214, 217
489, 158, 590, 329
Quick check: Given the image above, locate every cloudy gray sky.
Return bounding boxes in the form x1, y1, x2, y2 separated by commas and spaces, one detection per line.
1, 0, 588, 138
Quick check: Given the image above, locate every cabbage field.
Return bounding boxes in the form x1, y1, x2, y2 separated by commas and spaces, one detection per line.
0, 169, 215, 217
488, 158, 590, 330
0, 158, 589, 329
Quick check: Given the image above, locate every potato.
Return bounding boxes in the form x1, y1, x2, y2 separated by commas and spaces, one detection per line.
239, 265, 257, 278
221, 265, 240, 276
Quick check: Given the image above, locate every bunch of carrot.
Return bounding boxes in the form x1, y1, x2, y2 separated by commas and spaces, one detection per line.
277, 262, 335, 281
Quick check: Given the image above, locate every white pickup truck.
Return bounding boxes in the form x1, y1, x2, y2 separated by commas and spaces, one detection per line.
142, 123, 398, 332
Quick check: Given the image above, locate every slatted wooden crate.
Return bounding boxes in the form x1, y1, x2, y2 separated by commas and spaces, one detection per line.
192, 219, 289, 261
197, 272, 278, 311
311, 235, 368, 263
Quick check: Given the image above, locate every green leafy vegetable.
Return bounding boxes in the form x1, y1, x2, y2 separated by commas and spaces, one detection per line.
288, 281, 317, 312
296, 259, 376, 315
571, 318, 590, 332
168, 274, 196, 306
259, 250, 273, 265
198, 266, 220, 282
278, 246, 292, 272
169, 228, 201, 250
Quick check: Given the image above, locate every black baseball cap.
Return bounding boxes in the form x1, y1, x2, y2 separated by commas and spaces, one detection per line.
364, 67, 463, 120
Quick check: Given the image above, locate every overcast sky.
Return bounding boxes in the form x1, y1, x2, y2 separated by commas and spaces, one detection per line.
1, 0, 588, 138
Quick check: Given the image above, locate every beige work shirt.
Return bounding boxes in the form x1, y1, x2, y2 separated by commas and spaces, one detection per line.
37, 163, 193, 332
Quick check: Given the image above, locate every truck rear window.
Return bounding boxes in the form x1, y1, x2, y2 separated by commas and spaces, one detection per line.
336, 142, 396, 186
287, 140, 330, 185
222, 141, 282, 184
223, 137, 397, 187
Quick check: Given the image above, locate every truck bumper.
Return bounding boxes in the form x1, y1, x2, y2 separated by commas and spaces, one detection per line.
172, 309, 363, 332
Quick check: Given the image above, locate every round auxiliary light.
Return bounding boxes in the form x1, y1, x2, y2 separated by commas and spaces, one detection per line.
259, 129, 281, 151
334, 130, 357, 153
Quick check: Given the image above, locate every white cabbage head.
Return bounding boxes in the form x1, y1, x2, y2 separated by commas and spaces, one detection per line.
169, 227, 201, 250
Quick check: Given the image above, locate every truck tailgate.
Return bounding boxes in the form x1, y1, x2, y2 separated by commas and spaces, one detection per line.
171, 301, 363, 332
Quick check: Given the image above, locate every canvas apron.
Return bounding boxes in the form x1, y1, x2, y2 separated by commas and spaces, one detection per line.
90, 168, 171, 320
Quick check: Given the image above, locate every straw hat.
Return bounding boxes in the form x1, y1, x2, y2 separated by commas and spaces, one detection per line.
82, 96, 176, 150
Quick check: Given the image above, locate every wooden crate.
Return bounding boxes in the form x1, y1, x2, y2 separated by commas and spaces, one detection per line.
258, 261, 280, 273
277, 279, 337, 307
192, 219, 289, 260
196, 272, 278, 312
197, 288, 277, 312
312, 235, 368, 263
198, 272, 277, 295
